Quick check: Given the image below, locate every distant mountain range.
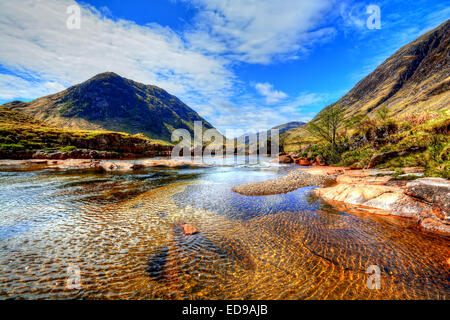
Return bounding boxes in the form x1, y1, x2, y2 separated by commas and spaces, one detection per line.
236, 121, 305, 144
283, 19, 450, 151
3, 72, 218, 143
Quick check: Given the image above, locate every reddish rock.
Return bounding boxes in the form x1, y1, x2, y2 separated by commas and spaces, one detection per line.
295, 157, 311, 166
179, 223, 199, 236
313, 155, 326, 166
278, 155, 293, 164
405, 178, 450, 220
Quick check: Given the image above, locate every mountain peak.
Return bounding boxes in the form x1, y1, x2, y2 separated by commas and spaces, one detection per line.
315, 19, 449, 120
3, 73, 216, 142
90, 72, 122, 80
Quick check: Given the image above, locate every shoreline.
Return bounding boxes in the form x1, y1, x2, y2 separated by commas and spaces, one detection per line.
232, 166, 450, 236
0, 158, 209, 171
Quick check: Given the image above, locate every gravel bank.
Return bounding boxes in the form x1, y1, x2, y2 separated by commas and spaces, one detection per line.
231, 167, 343, 196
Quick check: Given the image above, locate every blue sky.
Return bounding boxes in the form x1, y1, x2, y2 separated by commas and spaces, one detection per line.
0, 0, 448, 136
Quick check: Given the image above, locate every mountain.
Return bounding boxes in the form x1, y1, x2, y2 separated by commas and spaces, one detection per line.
272, 121, 306, 133
0, 104, 172, 159
237, 121, 305, 144
3, 72, 217, 142
283, 19, 450, 151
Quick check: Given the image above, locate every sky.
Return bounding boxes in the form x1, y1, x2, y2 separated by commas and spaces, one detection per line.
0, 0, 448, 137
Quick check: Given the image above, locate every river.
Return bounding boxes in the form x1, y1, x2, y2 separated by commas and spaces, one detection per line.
0, 156, 448, 299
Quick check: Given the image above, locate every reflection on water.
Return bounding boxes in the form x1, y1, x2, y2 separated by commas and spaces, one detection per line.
0, 157, 448, 299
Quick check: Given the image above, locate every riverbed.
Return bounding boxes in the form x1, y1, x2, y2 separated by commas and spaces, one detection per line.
0, 156, 448, 299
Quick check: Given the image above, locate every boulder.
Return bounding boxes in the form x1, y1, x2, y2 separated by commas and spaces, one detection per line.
295, 157, 311, 166
278, 155, 293, 163
179, 223, 199, 236
99, 161, 143, 172
405, 178, 450, 220
313, 155, 326, 166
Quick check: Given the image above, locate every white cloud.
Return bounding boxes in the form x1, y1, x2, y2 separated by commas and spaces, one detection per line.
0, 0, 338, 135
184, 0, 336, 64
0, 0, 233, 103
0, 74, 66, 100
254, 82, 287, 104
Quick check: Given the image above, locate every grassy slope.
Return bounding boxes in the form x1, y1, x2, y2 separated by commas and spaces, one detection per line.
283, 20, 449, 153
0, 106, 171, 155
294, 110, 449, 178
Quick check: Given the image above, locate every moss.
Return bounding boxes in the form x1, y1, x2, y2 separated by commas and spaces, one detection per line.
0, 143, 25, 151
59, 145, 77, 152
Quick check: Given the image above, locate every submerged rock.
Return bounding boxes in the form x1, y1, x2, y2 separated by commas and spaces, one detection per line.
179, 223, 200, 236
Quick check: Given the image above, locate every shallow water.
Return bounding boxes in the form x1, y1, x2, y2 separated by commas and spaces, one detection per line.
0, 156, 448, 299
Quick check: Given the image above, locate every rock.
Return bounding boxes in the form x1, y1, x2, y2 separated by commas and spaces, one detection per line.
315, 184, 398, 206
140, 159, 207, 168
99, 161, 147, 172
336, 170, 392, 185
294, 157, 311, 166
314, 173, 450, 235
313, 155, 326, 166
179, 223, 199, 236
278, 155, 293, 164
405, 178, 450, 220
401, 167, 425, 174
50, 159, 101, 170
367, 146, 426, 168
420, 218, 450, 235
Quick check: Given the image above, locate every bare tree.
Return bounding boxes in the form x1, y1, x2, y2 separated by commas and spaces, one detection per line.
305, 105, 345, 151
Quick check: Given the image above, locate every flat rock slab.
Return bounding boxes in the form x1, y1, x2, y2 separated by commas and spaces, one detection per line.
405, 178, 450, 220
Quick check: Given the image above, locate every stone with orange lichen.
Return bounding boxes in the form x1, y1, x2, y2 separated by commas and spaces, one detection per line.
180, 223, 200, 236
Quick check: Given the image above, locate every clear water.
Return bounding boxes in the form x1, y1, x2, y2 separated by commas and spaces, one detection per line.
0, 157, 448, 299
